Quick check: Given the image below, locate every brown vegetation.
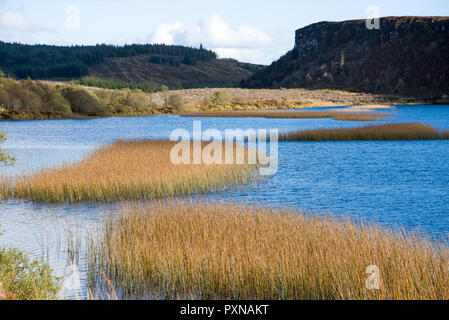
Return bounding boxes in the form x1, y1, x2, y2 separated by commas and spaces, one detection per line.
182, 110, 386, 121
89, 55, 262, 88
0, 77, 73, 119
0, 77, 170, 120
1, 78, 416, 120
149, 87, 404, 107
1, 140, 256, 202
280, 123, 449, 141
89, 201, 449, 300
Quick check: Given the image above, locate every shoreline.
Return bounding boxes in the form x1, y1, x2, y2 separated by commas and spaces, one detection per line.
0, 81, 449, 122
2, 102, 447, 122
1, 78, 448, 121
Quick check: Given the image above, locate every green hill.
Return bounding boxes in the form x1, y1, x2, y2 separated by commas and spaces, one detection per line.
0, 42, 263, 88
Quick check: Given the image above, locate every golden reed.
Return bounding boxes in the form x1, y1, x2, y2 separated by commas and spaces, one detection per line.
280, 123, 449, 141
1, 140, 256, 202
89, 201, 449, 300
182, 110, 386, 121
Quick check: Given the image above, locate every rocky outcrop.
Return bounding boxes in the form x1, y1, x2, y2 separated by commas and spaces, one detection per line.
244, 17, 449, 95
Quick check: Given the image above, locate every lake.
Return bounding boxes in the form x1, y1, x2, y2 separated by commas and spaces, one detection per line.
1, 105, 449, 299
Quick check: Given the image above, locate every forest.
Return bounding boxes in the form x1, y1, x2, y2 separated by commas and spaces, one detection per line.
0, 42, 217, 80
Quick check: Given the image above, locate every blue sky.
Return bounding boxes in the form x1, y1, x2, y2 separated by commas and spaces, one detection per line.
1, 0, 448, 64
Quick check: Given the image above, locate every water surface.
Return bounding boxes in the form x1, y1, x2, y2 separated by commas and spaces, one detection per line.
1, 105, 449, 299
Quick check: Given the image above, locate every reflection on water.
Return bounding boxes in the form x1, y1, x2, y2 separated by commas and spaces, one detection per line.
1, 105, 449, 299
0, 200, 110, 299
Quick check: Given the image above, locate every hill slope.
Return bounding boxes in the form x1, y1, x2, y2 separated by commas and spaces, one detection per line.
89, 56, 262, 88
0, 42, 263, 88
244, 17, 449, 96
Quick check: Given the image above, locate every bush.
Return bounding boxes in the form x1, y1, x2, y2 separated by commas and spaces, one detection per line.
160, 85, 170, 108
94, 89, 149, 114
0, 78, 71, 116
168, 94, 184, 111
0, 131, 16, 166
0, 88, 10, 108
116, 105, 134, 114
207, 90, 231, 106
0, 247, 60, 300
46, 92, 72, 116
94, 89, 121, 107
22, 90, 43, 111
123, 90, 149, 109
60, 86, 109, 116
0, 77, 158, 118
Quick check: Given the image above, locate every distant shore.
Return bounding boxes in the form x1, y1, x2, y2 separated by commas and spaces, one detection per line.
1, 78, 447, 121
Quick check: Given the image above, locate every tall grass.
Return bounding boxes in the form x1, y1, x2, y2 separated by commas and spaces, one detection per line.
1, 140, 256, 203
280, 123, 449, 141
182, 110, 386, 121
89, 201, 449, 300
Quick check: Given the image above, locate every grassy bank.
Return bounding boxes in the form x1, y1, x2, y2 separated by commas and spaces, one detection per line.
149, 87, 422, 107
2, 77, 427, 121
88, 201, 449, 300
280, 123, 449, 141
1, 140, 256, 202
182, 110, 387, 121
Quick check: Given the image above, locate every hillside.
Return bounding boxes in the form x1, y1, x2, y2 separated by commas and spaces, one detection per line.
0, 42, 263, 88
89, 56, 262, 88
243, 17, 449, 96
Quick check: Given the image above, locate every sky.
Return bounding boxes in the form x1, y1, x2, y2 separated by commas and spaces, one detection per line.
0, 0, 448, 65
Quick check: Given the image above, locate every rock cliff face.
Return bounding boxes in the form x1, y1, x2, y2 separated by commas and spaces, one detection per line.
244, 17, 449, 95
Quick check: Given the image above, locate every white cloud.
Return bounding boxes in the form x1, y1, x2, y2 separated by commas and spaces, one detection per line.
151, 13, 291, 64
153, 22, 188, 44
0, 11, 34, 31
152, 13, 271, 49
197, 13, 271, 48
214, 45, 292, 65
0, 10, 54, 42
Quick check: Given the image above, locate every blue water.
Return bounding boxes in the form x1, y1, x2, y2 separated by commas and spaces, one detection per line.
1, 105, 449, 299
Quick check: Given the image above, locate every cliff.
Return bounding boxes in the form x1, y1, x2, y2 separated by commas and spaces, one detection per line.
243, 17, 449, 96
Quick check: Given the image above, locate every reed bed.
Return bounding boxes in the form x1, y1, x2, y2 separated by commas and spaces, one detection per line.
182, 110, 387, 121
280, 123, 449, 141
1, 140, 256, 202
88, 201, 449, 300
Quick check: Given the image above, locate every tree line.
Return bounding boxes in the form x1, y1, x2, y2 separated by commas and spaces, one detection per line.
0, 42, 217, 80
73, 77, 164, 93
0, 74, 188, 120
